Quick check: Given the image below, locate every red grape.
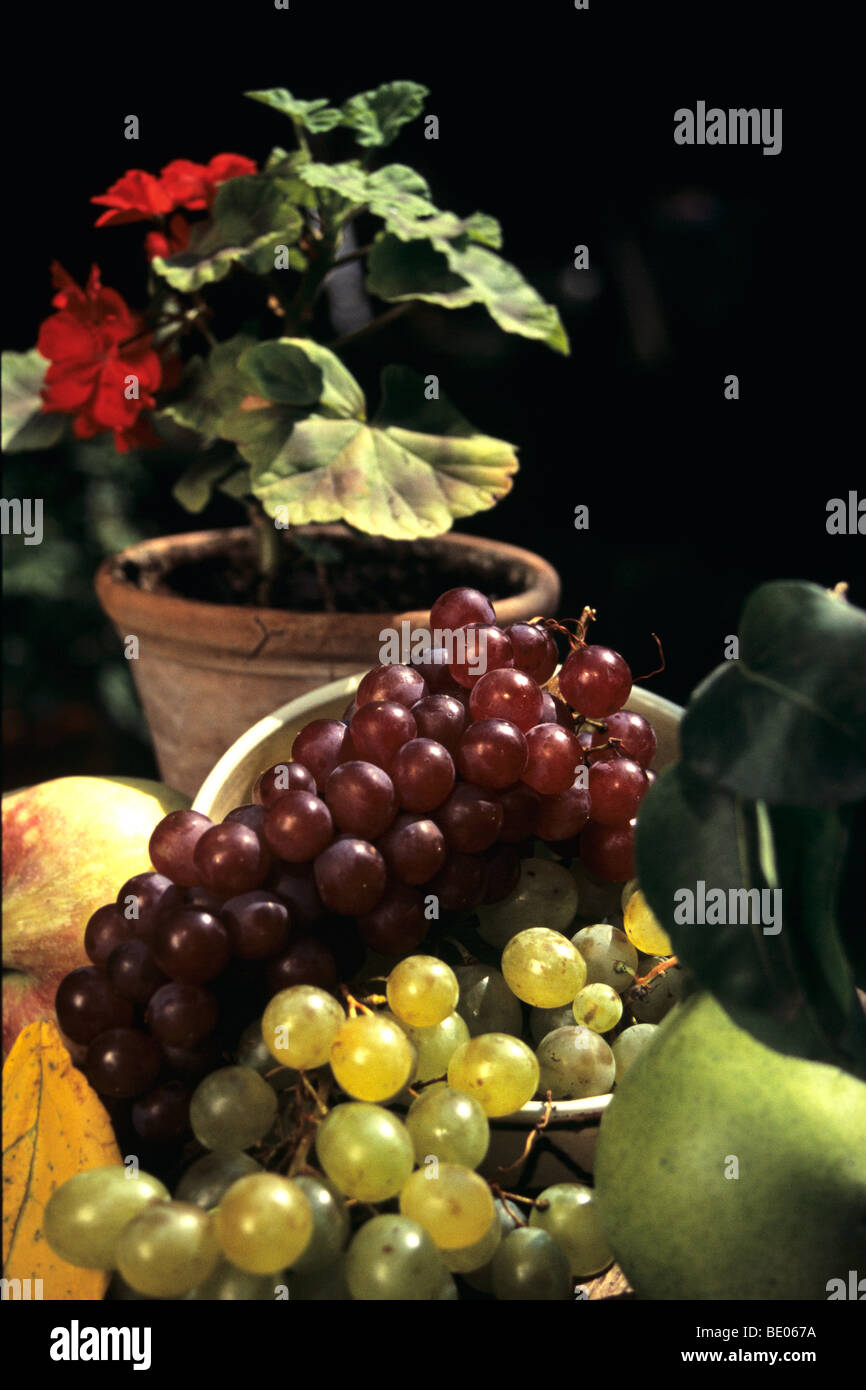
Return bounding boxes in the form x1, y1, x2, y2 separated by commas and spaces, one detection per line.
391, 739, 456, 813
161, 1038, 223, 1080
254, 761, 317, 806
522, 724, 582, 795
145, 982, 219, 1048
559, 645, 632, 718
469, 668, 544, 732
436, 783, 504, 854
132, 1082, 191, 1142
221, 892, 291, 960
224, 804, 267, 836
153, 908, 231, 984
535, 782, 592, 841
356, 664, 427, 710
292, 719, 352, 791
149, 810, 213, 887
263, 790, 334, 863
55, 967, 134, 1044
495, 783, 542, 842
587, 758, 648, 826
193, 822, 271, 897
410, 645, 462, 695
265, 936, 338, 995
314, 838, 386, 916
267, 863, 324, 928
456, 718, 528, 789
483, 845, 522, 903
449, 625, 513, 688
84, 903, 135, 966
579, 820, 636, 882
429, 586, 496, 632
428, 854, 489, 911
357, 884, 427, 956
505, 623, 558, 684
410, 694, 467, 751
586, 710, 657, 768
538, 690, 575, 730
325, 761, 397, 838
106, 941, 169, 1003
377, 813, 447, 885
349, 700, 417, 771
115, 873, 185, 939
86, 1028, 162, 1099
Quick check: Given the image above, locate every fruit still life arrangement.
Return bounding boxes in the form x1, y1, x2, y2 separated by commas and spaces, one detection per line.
3, 576, 863, 1301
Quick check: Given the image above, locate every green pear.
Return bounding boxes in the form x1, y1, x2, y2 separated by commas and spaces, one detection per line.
594, 992, 866, 1299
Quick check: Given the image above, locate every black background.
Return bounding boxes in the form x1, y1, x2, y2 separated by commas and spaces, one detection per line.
3, 0, 861, 783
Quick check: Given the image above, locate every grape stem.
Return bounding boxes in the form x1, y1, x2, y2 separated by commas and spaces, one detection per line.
529, 607, 597, 650
494, 1094, 555, 1178
341, 987, 374, 1017
631, 956, 680, 991
633, 632, 666, 681
442, 936, 480, 966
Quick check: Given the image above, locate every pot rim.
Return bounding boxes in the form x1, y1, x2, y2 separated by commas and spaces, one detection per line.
94, 525, 562, 639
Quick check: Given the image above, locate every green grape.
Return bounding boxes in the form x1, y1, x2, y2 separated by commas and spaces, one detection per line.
448, 1033, 540, 1117
572, 983, 623, 1033
571, 924, 638, 994
287, 1257, 351, 1301
442, 1211, 502, 1272
491, 1227, 572, 1299
612, 1022, 658, 1080
235, 1020, 296, 1090
463, 1197, 522, 1293
406, 1086, 490, 1169
345, 1215, 448, 1300
43, 1166, 169, 1270
215, 1173, 313, 1274
436, 1273, 460, 1298
536, 1026, 615, 1100
477, 858, 579, 948
185, 1259, 285, 1300
116, 1202, 220, 1297
502, 927, 586, 1008
290, 1175, 350, 1274
630, 962, 686, 1023
400, 1163, 496, 1251
624, 888, 673, 956
315, 1103, 414, 1203
387, 955, 459, 1028
189, 1066, 277, 1152
175, 1152, 263, 1209
529, 1003, 577, 1045
455, 964, 523, 1038
529, 1182, 612, 1277
261, 986, 345, 1069
394, 1009, 469, 1083
620, 878, 640, 912
329, 1012, 415, 1102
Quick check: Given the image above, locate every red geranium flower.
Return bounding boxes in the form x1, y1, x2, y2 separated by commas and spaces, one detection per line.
92, 153, 257, 226
145, 213, 191, 262
37, 262, 162, 452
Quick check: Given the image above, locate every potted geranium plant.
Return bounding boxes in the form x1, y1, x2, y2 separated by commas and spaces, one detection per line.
2, 80, 566, 796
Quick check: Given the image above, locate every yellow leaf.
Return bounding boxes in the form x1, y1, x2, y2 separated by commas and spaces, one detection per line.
2, 1020, 121, 1299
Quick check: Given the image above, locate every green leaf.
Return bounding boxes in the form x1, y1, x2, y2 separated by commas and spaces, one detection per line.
463, 212, 503, 249
172, 455, 241, 513
367, 233, 569, 353
238, 339, 365, 418
2, 350, 67, 452
340, 80, 429, 147
222, 365, 518, 540
681, 582, 866, 807
156, 335, 259, 440
245, 88, 343, 133
152, 175, 304, 292
218, 468, 252, 501
635, 764, 866, 1078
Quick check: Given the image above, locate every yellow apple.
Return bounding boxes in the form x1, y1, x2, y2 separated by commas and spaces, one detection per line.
2, 776, 189, 1057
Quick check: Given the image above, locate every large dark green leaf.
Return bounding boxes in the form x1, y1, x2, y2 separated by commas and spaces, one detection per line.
367, 236, 475, 307
157, 335, 259, 440
245, 88, 343, 133
238, 340, 365, 418
340, 81, 429, 147
151, 176, 304, 292
635, 763, 866, 1078
221, 360, 518, 540
682, 582, 866, 806
172, 454, 241, 513
1, 350, 67, 452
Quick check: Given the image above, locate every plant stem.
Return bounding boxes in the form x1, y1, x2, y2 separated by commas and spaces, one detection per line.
330, 243, 373, 269
248, 504, 283, 603
328, 302, 413, 351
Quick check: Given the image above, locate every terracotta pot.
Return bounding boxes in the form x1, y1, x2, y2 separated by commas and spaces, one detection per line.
95, 525, 561, 799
